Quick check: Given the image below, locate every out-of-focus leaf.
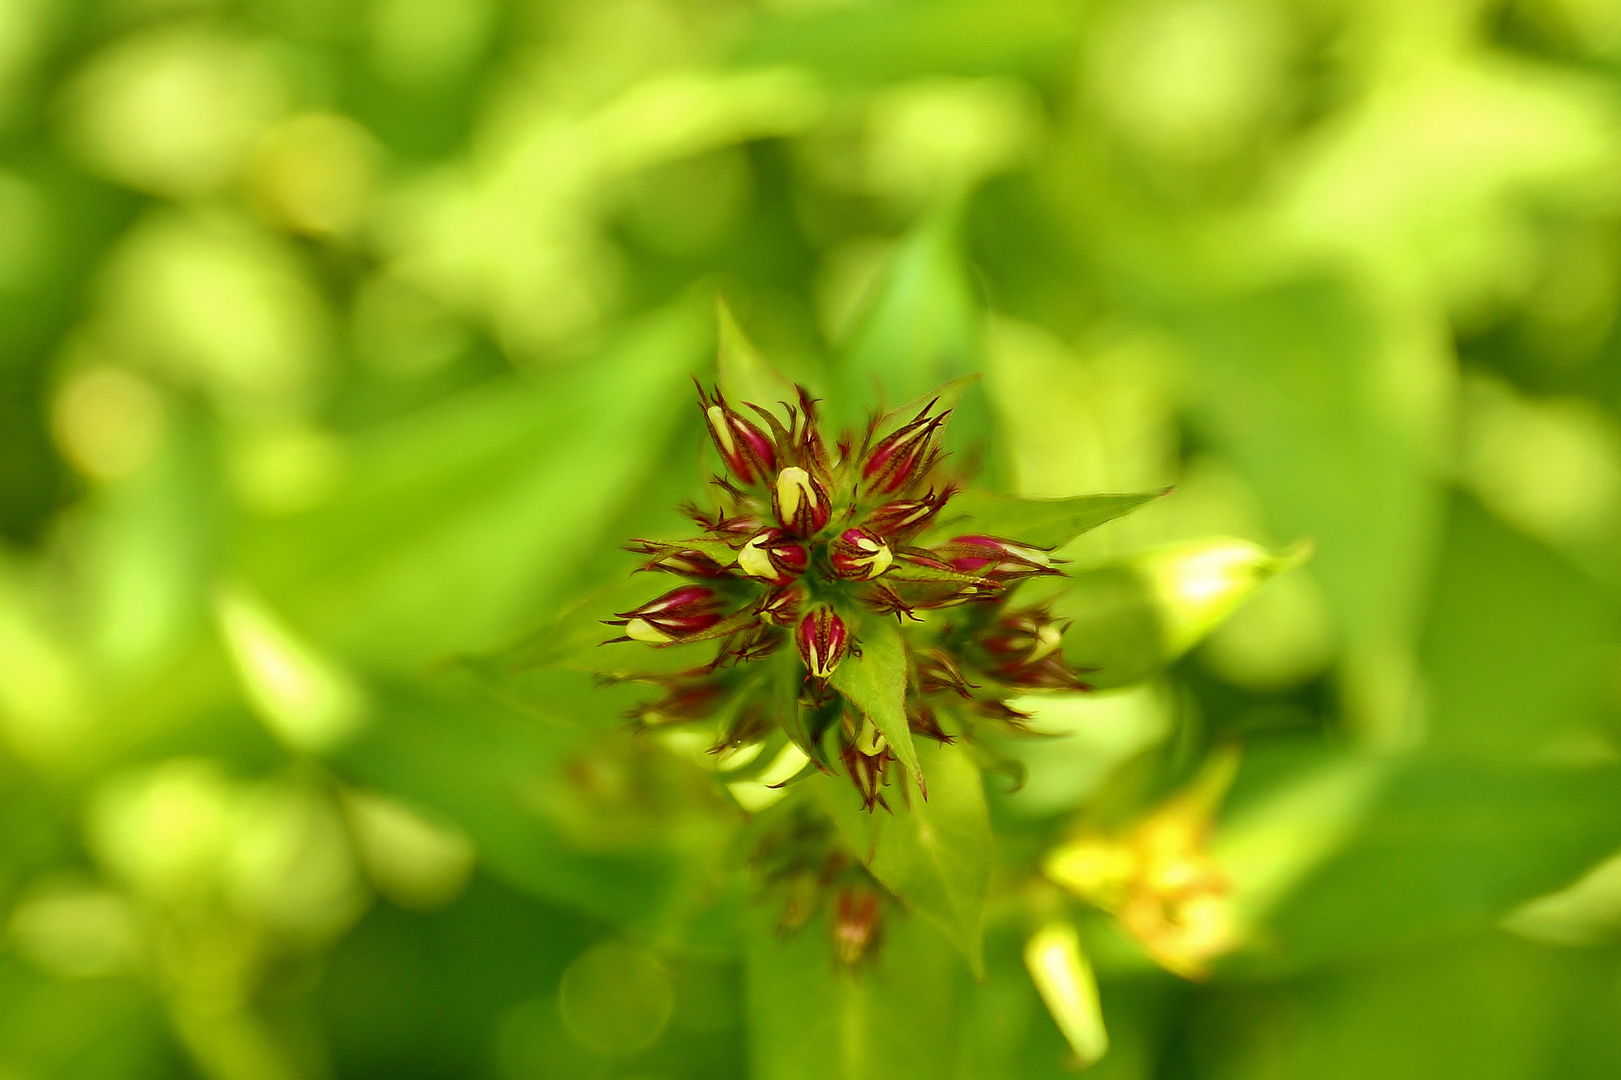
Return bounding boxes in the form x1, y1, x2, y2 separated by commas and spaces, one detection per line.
0, 968, 172, 1080
1262, 758, 1621, 968
745, 907, 960, 1080
336, 675, 714, 930
238, 301, 708, 670
1215, 749, 1392, 933
831, 617, 921, 793
735, 0, 1079, 80
1192, 934, 1586, 1080
820, 740, 991, 974
717, 296, 795, 408
1041, 538, 1290, 688
1421, 495, 1617, 760
930, 488, 1165, 548
1024, 921, 1108, 1067
1178, 279, 1443, 741
833, 216, 999, 484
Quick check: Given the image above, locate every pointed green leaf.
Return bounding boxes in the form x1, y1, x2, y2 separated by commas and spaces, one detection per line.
817, 743, 992, 973
932, 488, 1165, 549
869, 374, 981, 445
864, 740, 992, 974
830, 617, 921, 794
237, 301, 708, 670
628, 535, 741, 568
833, 214, 1000, 486
837, 216, 978, 411
773, 648, 829, 768
717, 295, 797, 408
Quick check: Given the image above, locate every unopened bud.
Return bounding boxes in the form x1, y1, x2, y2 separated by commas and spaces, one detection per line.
773, 466, 831, 536
640, 547, 728, 578
832, 888, 882, 966
738, 528, 808, 586
830, 528, 893, 580
936, 535, 1057, 583
606, 585, 726, 644
862, 407, 948, 494
980, 609, 1087, 690
795, 607, 850, 680
864, 488, 953, 542
699, 385, 777, 485
631, 680, 726, 725
757, 585, 804, 628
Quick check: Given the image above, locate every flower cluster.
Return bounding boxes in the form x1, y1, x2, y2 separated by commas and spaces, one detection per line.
604, 382, 1089, 810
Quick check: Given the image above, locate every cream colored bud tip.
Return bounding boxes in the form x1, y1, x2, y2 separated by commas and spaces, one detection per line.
626, 618, 673, 643
777, 466, 811, 517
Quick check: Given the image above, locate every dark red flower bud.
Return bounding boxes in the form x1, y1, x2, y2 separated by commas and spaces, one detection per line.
796, 607, 850, 680
864, 487, 954, 542
995, 653, 1090, 691
916, 649, 976, 698
861, 406, 949, 494
909, 702, 953, 744
631, 679, 726, 724
839, 735, 893, 811
698, 384, 777, 485
640, 547, 728, 577
772, 466, 831, 536
606, 585, 727, 644
792, 386, 830, 466
830, 528, 893, 581
934, 535, 1058, 582
757, 584, 804, 628
979, 609, 1089, 690
738, 528, 808, 586
980, 609, 1067, 664
832, 888, 882, 966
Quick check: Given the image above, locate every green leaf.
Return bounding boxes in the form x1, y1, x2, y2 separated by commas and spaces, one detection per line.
836, 213, 979, 409
717, 295, 796, 409
736, 0, 1079, 81
1178, 278, 1443, 741
1259, 757, 1621, 970
236, 301, 708, 671
336, 674, 711, 929
1421, 495, 1617, 761
930, 488, 1165, 549
819, 741, 992, 975
1038, 538, 1290, 689
772, 648, 828, 769
830, 617, 921, 794
745, 904, 961, 1080
833, 214, 1000, 486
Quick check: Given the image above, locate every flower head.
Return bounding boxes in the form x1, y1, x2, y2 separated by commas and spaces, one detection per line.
607, 379, 1094, 809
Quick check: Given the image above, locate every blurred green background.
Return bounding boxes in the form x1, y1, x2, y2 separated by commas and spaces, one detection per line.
5, 0, 1621, 1077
